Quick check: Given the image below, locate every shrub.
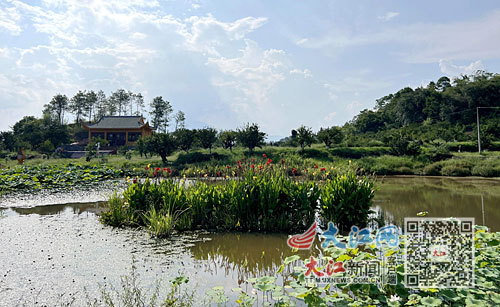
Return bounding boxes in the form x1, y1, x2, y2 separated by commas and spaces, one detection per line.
329, 147, 390, 158
423, 162, 442, 176
441, 163, 472, 176
471, 160, 500, 177
100, 193, 130, 227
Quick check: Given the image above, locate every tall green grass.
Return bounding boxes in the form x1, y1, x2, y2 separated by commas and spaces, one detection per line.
101, 169, 375, 234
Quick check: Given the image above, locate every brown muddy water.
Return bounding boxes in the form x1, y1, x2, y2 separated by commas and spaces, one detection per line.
0, 176, 499, 306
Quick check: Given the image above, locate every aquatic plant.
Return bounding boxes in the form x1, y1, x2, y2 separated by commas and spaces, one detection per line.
319, 171, 375, 233
0, 164, 123, 193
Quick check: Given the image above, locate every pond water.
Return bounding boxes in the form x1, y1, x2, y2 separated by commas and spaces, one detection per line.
0, 176, 499, 305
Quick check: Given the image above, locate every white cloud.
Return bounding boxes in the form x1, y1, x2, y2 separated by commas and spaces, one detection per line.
290, 68, 312, 78
439, 59, 483, 76
180, 15, 268, 56
0, 6, 21, 35
297, 10, 500, 63
378, 11, 399, 22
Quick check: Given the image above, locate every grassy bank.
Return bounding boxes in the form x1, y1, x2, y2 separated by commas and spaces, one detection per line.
2, 145, 500, 188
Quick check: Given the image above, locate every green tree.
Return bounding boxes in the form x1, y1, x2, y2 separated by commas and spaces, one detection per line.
44, 94, 68, 125
69, 90, 87, 124
296, 125, 314, 151
174, 111, 186, 130
145, 133, 177, 164
219, 130, 236, 152
85, 90, 97, 123
149, 96, 173, 133
0, 131, 16, 151
317, 127, 343, 148
94, 90, 107, 121
236, 123, 266, 152
12, 116, 44, 149
196, 127, 217, 154
173, 128, 195, 152
131, 93, 145, 116
109, 89, 131, 116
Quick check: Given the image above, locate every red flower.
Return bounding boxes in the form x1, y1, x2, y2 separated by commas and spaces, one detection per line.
251, 158, 255, 162
320, 168, 326, 171
314, 165, 318, 168
292, 167, 297, 174
153, 171, 157, 176
132, 178, 137, 183
251, 164, 255, 169
237, 160, 241, 164
145, 166, 149, 170
259, 165, 263, 170
163, 168, 167, 172
281, 159, 285, 165
266, 161, 270, 165
262, 154, 267, 158
226, 165, 231, 169
155, 167, 160, 171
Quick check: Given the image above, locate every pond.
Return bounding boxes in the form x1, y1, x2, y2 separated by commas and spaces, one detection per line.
0, 176, 498, 305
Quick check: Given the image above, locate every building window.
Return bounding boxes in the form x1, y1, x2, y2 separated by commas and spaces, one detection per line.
128, 132, 141, 142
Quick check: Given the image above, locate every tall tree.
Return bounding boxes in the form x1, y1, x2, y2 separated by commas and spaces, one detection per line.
44, 94, 68, 125
85, 90, 97, 123
69, 90, 87, 124
174, 111, 186, 130
94, 90, 107, 121
236, 123, 266, 152
131, 93, 145, 116
109, 89, 131, 116
149, 96, 173, 132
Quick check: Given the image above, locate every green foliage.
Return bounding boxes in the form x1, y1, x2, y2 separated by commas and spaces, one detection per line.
296, 125, 315, 151
387, 131, 421, 156
317, 126, 343, 148
149, 96, 173, 132
329, 147, 390, 159
100, 193, 130, 227
359, 155, 419, 175
237, 123, 266, 152
319, 171, 375, 232
0, 164, 123, 193
103, 167, 379, 233
219, 130, 237, 152
87, 264, 194, 307
146, 133, 177, 164
173, 128, 196, 153
196, 127, 218, 153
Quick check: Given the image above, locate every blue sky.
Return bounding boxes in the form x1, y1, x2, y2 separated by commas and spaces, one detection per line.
1, 0, 500, 140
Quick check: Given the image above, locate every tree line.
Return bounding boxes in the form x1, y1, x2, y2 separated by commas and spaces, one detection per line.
345, 71, 500, 147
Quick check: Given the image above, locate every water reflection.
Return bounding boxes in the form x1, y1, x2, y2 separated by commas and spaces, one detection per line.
10, 202, 106, 216
189, 233, 320, 283
375, 176, 500, 232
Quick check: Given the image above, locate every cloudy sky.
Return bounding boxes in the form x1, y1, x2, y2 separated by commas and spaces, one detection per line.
1, 0, 500, 139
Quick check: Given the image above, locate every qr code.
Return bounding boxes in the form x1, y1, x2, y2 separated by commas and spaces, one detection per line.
404, 218, 474, 288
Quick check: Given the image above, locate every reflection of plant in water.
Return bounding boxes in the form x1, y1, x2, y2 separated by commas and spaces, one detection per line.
189, 233, 320, 282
